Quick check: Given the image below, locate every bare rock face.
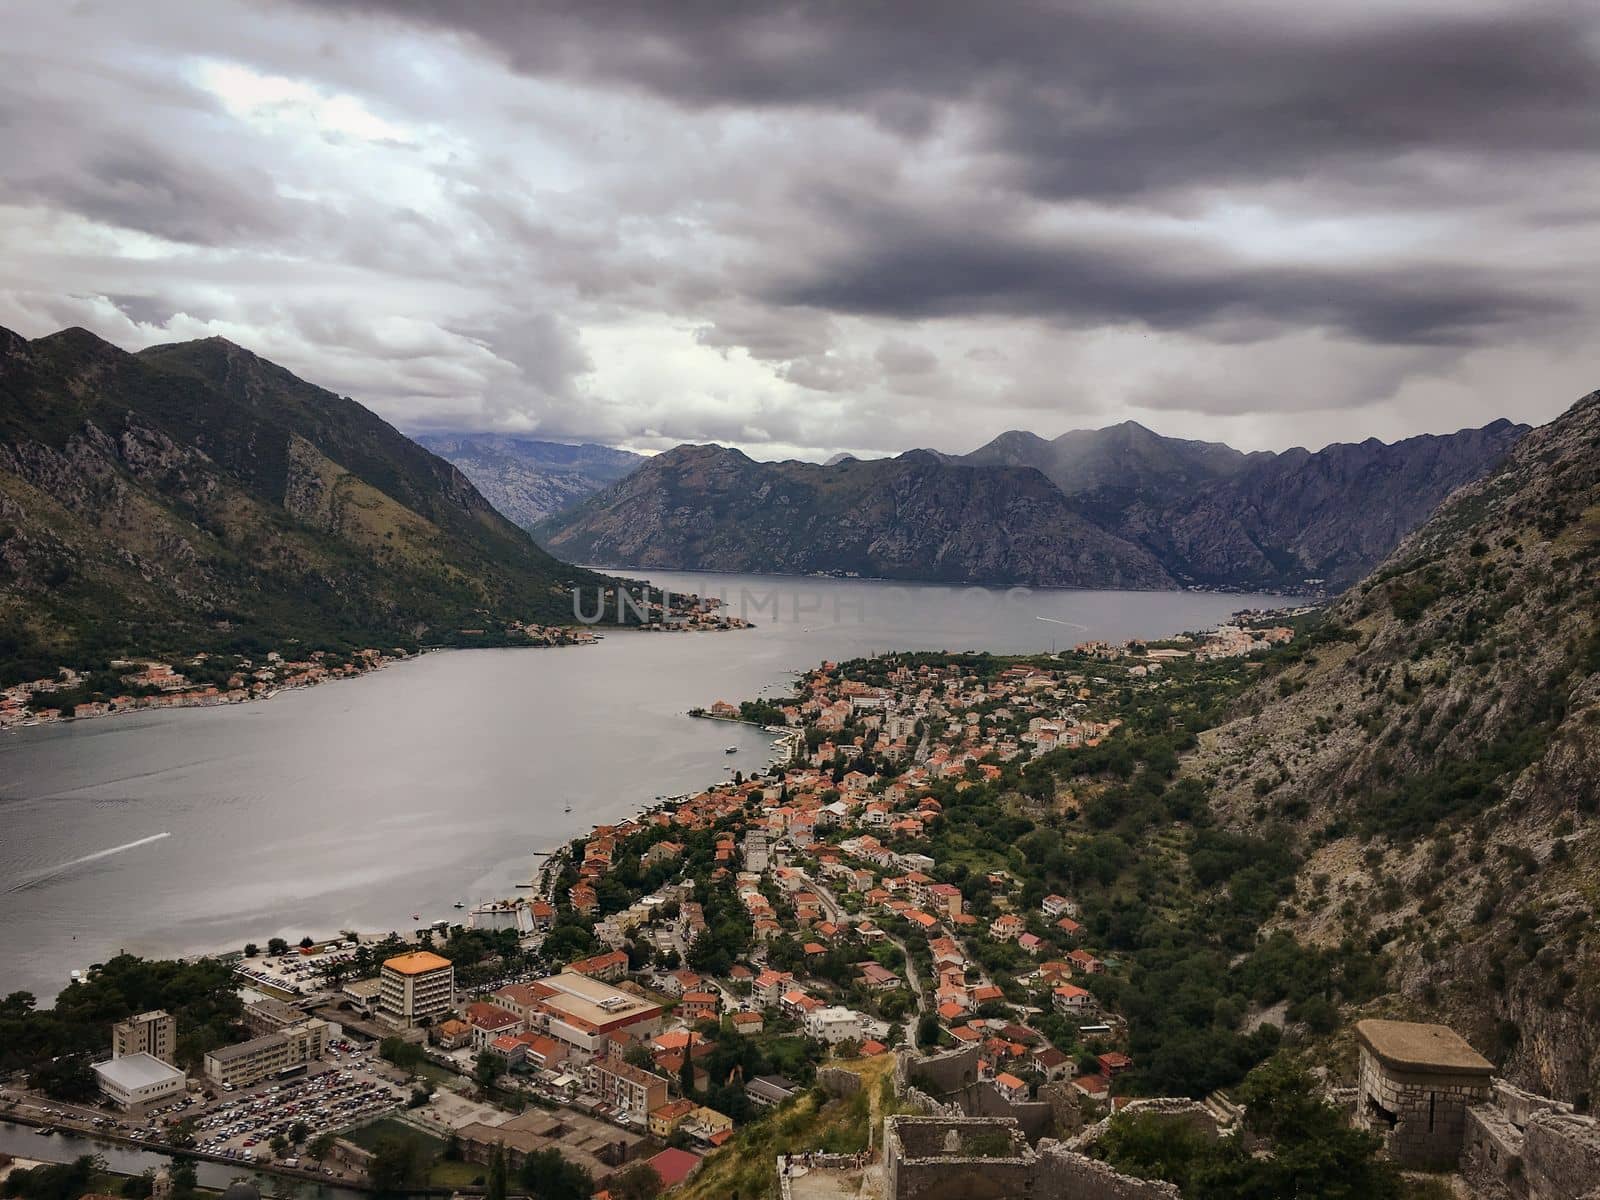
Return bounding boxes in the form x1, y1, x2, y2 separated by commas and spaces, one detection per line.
414, 434, 643, 528
1193, 389, 1600, 1103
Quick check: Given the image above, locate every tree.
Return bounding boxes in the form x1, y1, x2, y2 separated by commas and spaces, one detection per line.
289, 1121, 310, 1145
379, 1037, 424, 1070
29, 1054, 98, 1102
917, 1013, 940, 1049
515, 1148, 591, 1200
298, 936, 315, 949
308, 1133, 337, 1169
608, 1163, 662, 1200
367, 1134, 429, 1196
266, 938, 289, 956
243, 943, 259, 958
678, 1049, 697, 1099
486, 1144, 508, 1200
475, 1050, 506, 1091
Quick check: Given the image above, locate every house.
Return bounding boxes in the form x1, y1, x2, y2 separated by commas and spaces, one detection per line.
649, 1098, 697, 1138
1054, 917, 1084, 939
1073, 1073, 1111, 1101
803, 1006, 864, 1045
857, 963, 900, 992
466, 1002, 524, 1048
433, 1018, 472, 1050
754, 969, 794, 1008
1097, 1052, 1133, 1076
488, 1034, 527, 1066
731, 1010, 765, 1036
679, 991, 721, 1022
1068, 949, 1105, 974
745, 1074, 803, 1108
645, 1147, 703, 1190
1052, 985, 1093, 1014
1032, 1046, 1071, 1081
989, 914, 1024, 942
1017, 933, 1044, 956
993, 1072, 1030, 1104
687, 1105, 735, 1146
569, 950, 630, 982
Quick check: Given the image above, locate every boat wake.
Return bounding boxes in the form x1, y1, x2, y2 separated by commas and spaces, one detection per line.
7, 831, 172, 892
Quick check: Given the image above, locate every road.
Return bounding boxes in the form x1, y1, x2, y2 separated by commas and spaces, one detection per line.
795, 868, 928, 1048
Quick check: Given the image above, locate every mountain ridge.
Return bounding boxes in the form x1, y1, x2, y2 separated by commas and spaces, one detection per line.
537, 418, 1528, 592
535, 442, 1175, 588
1192, 388, 1600, 1099
0, 326, 606, 686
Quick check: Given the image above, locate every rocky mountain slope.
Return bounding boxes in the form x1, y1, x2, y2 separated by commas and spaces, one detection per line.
536, 443, 1174, 588
959, 420, 1528, 590
541, 420, 1525, 592
1193, 390, 1600, 1101
0, 327, 605, 685
413, 433, 642, 527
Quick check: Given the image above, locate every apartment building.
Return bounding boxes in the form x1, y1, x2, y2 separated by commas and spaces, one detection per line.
586, 1057, 668, 1123
202, 1019, 328, 1088
112, 1010, 177, 1065
378, 951, 455, 1027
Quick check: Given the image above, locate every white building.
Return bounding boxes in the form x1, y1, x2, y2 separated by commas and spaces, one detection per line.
93, 1053, 186, 1112
803, 1006, 865, 1046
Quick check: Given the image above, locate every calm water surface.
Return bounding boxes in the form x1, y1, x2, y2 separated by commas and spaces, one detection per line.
0, 572, 1285, 1001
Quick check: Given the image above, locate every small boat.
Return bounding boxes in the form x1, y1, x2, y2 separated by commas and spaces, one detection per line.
725, 745, 738, 754
563, 803, 573, 813
453, 901, 465, 909
411, 913, 420, 921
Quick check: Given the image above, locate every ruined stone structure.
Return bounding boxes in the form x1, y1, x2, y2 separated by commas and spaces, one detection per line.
899, 1046, 1055, 1143
884, 1116, 1180, 1200
1464, 1079, 1600, 1199
1354, 1018, 1494, 1169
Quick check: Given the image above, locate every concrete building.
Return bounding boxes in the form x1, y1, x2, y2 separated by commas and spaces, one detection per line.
1355, 1018, 1494, 1169
93, 1053, 186, 1113
803, 1005, 864, 1046
378, 951, 455, 1027
242, 998, 307, 1038
586, 1057, 669, 1124
532, 971, 663, 1056
112, 1010, 177, 1065
203, 1019, 328, 1089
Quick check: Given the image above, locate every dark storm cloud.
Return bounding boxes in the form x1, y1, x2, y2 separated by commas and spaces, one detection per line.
316, 1, 1600, 195
760, 195, 1571, 345
6, 0, 1600, 456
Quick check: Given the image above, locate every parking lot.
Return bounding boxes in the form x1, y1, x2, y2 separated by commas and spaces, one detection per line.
124, 1042, 408, 1168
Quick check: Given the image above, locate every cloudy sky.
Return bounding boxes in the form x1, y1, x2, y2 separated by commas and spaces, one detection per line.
3, 1, 1597, 461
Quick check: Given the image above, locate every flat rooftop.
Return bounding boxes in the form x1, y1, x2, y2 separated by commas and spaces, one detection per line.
382, 950, 453, 976
94, 1053, 185, 1090
1356, 1019, 1494, 1075
541, 971, 661, 1028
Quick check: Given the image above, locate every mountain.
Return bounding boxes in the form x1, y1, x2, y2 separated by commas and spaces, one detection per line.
959, 419, 1528, 591
1194, 389, 1600, 1098
539, 420, 1526, 593
959, 420, 1261, 508
413, 433, 643, 528
0, 326, 605, 684
536, 443, 1174, 588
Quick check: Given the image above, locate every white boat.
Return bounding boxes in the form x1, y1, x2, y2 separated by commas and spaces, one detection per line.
725, 745, 738, 754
